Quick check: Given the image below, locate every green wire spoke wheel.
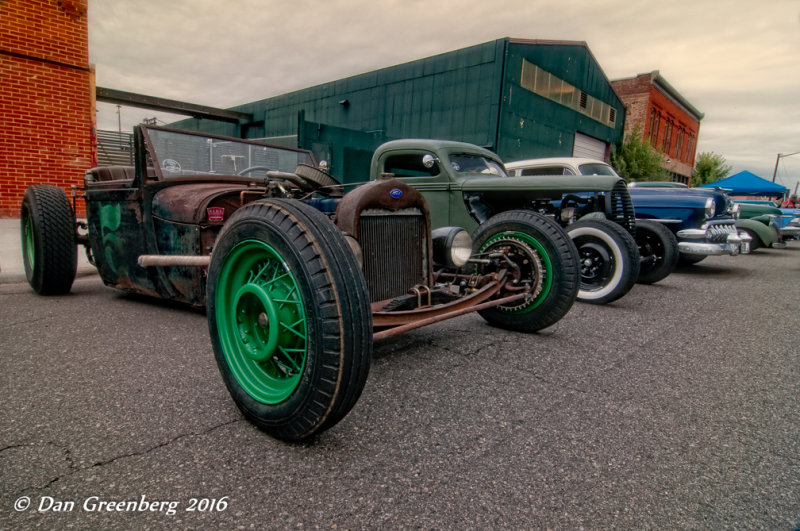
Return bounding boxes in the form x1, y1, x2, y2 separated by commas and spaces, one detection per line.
207, 199, 372, 441
472, 210, 579, 332
215, 240, 308, 404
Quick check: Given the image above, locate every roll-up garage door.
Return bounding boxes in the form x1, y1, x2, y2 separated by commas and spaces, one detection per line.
573, 132, 608, 160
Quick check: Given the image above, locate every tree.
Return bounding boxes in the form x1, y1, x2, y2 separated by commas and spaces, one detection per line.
609, 125, 668, 181
692, 152, 732, 186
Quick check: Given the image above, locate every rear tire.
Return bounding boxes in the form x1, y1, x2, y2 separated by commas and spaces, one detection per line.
20, 185, 77, 295
566, 219, 640, 304
635, 219, 678, 284
472, 210, 579, 332
207, 199, 372, 441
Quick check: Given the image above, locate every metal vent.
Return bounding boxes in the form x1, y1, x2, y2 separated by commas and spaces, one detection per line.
358, 208, 427, 302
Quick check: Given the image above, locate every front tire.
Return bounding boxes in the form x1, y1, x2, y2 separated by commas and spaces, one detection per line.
635, 219, 678, 284
207, 199, 372, 441
472, 210, 579, 332
566, 219, 640, 304
20, 185, 77, 295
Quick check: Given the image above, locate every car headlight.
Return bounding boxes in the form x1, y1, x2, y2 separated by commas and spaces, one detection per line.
729, 203, 741, 219
705, 197, 715, 220
343, 234, 363, 268
432, 227, 472, 268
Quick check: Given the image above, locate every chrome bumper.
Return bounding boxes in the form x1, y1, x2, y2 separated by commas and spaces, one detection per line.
677, 222, 750, 256
779, 224, 800, 237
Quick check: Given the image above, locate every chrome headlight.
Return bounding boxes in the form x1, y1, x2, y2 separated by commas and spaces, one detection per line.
729, 203, 741, 219
432, 227, 472, 268
705, 197, 715, 220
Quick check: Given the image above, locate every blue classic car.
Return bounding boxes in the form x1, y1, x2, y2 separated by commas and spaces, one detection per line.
505, 157, 749, 265
627, 187, 748, 262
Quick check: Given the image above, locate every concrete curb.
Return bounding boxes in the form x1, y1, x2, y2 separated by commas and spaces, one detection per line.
0, 217, 97, 285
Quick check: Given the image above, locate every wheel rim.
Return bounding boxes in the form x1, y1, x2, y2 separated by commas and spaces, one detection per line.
215, 240, 308, 404
479, 231, 551, 313
638, 232, 663, 274
24, 214, 35, 270
576, 240, 613, 289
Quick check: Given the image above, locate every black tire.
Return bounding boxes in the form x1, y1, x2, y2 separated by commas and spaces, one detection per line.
678, 253, 707, 266
207, 199, 372, 441
565, 218, 640, 304
20, 185, 77, 295
472, 210, 579, 332
635, 219, 678, 284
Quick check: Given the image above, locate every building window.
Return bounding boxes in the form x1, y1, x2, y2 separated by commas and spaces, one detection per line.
520, 59, 617, 127
648, 108, 661, 145
662, 119, 673, 153
685, 134, 695, 162
674, 128, 684, 161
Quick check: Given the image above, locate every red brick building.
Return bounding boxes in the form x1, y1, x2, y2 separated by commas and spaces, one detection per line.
611, 71, 703, 185
0, 0, 94, 217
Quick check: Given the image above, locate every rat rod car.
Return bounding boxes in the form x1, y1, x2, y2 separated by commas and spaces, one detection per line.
368, 143, 640, 306
21, 126, 579, 441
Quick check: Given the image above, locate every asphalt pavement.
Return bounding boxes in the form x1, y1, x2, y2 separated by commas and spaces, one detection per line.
1, 220, 799, 529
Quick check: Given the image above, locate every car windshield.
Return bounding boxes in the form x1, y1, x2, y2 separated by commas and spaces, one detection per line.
578, 163, 617, 176
449, 154, 508, 177
144, 127, 314, 179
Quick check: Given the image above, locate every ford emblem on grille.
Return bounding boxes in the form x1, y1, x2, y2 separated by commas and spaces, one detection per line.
390, 188, 403, 199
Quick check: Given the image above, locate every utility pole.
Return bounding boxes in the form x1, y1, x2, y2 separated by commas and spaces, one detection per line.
772, 150, 800, 182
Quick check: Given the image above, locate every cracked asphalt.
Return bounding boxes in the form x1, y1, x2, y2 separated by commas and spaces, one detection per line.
1, 243, 799, 529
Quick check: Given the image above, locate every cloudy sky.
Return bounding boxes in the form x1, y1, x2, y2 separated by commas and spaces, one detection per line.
89, 0, 800, 193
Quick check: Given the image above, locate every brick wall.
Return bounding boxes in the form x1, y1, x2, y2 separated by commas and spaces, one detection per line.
612, 73, 701, 183
0, 0, 93, 218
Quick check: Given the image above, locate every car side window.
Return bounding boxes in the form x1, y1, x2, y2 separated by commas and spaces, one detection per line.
521, 166, 574, 176
383, 154, 440, 177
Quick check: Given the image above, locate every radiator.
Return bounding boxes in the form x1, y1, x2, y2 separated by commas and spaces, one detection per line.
358, 208, 427, 302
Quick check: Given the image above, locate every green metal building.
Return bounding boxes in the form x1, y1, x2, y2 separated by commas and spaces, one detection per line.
177, 38, 625, 183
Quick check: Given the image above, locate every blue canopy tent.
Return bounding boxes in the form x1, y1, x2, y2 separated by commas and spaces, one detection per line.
698, 171, 787, 196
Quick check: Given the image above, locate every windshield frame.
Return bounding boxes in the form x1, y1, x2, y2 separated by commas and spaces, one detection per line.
139, 125, 316, 182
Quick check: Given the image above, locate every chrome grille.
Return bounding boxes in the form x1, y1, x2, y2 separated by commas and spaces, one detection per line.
358, 208, 427, 302
705, 220, 737, 242
606, 181, 637, 234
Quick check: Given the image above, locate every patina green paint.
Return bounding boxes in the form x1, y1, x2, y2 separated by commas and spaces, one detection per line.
98, 203, 127, 275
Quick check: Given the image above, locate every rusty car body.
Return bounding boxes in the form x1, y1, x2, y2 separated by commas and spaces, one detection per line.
20, 125, 579, 441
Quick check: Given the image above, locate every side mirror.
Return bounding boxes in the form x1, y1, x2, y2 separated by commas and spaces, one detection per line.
422, 154, 439, 169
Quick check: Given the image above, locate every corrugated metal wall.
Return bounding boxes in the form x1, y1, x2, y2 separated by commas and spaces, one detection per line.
176, 38, 626, 181
496, 40, 625, 163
